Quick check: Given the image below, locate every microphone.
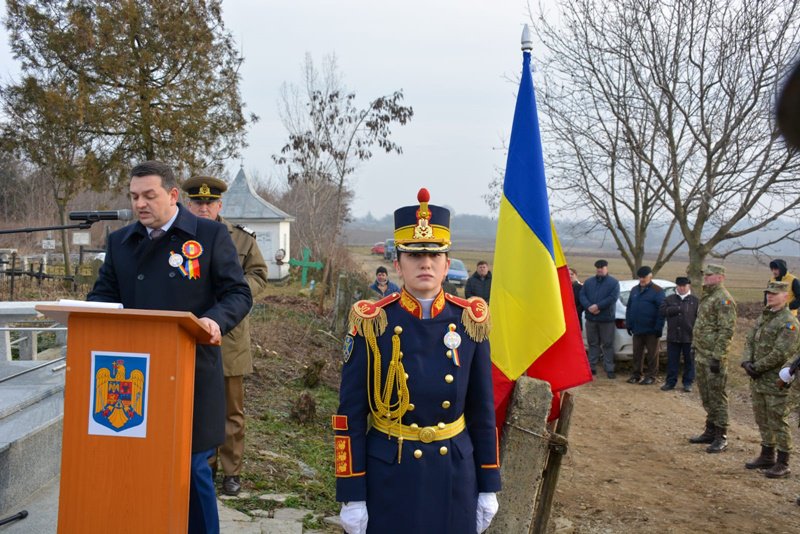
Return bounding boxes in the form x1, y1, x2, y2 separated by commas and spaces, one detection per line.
68, 209, 133, 222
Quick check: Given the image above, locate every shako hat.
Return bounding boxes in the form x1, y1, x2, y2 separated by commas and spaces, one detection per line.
393, 188, 451, 253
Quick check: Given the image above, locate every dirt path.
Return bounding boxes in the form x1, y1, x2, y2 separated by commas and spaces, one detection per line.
551, 376, 800, 533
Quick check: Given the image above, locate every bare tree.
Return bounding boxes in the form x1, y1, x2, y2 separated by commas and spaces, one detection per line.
0, 75, 108, 277
531, 0, 800, 282
274, 54, 413, 304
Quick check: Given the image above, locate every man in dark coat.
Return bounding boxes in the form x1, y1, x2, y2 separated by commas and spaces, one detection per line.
625, 266, 665, 385
88, 161, 252, 534
369, 265, 401, 297
580, 259, 620, 378
659, 276, 699, 392
465, 260, 492, 302
334, 189, 500, 534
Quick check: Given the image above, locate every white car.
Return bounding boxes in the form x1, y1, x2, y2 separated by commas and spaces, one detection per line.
582, 278, 677, 360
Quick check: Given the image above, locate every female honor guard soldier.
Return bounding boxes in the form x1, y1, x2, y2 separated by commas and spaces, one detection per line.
333, 189, 501, 534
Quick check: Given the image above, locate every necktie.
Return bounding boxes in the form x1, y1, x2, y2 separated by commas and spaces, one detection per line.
150, 228, 165, 240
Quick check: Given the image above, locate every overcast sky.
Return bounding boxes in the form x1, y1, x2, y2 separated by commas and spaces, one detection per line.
1, 0, 556, 218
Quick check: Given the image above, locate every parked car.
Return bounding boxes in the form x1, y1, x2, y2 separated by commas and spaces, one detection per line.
384, 238, 396, 260
582, 278, 677, 360
371, 241, 385, 255
446, 258, 469, 287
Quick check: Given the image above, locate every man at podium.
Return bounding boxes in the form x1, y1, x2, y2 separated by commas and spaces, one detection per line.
88, 160, 252, 534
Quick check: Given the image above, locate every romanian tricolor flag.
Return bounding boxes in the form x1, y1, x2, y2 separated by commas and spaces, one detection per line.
490, 37, 592, 426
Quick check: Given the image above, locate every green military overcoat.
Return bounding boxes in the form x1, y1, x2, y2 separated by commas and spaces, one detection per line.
219, 216, 269, 376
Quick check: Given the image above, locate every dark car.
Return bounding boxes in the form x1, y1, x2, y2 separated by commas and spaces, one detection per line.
371, 241, 385, 255
384, 238, 396, 260
446, 258, 469, 287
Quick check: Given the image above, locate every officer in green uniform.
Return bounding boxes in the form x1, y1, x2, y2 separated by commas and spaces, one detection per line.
741, 281, 800, 478
688, 264, 737, 453
182, 175, 269, 495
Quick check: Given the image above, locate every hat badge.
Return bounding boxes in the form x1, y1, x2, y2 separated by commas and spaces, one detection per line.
413, 188, 434, 240
198, 183, 211, 196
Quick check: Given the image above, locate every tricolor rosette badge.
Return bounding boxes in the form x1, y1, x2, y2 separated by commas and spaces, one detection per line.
180, 240, 203, 279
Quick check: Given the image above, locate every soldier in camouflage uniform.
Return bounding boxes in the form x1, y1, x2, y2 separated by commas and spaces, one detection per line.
741, 281, 800, 478
688, 264, 737, 453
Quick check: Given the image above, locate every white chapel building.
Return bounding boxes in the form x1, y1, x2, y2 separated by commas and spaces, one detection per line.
221, 168, 294, 280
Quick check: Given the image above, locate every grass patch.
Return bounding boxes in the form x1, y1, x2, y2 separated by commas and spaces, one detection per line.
225, 285, 341, 526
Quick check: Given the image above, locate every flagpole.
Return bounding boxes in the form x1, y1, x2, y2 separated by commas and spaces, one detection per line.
521, 24, 533, 51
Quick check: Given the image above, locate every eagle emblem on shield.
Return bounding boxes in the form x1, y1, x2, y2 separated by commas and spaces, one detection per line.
93, 357, 146, 431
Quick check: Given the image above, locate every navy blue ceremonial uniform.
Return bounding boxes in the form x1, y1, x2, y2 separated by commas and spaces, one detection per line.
334, 289, 501, 533
88, 204, 252, 452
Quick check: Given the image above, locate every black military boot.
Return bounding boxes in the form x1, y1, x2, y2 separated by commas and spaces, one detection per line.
745, 445, 776, 469
764, 451, 791, 478
689, 421, 715, 444
706, 426, 727, 453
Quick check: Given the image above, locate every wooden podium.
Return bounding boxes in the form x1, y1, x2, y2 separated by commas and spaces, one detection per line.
36, 305, 214, 533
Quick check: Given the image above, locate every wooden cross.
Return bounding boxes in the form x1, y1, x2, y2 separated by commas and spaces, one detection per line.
288, 247, 323, 287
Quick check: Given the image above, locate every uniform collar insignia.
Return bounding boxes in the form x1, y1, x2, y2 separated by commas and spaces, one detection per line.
399, 288, 422, 318
431, 290, 446, 318
399, 288, 447, 319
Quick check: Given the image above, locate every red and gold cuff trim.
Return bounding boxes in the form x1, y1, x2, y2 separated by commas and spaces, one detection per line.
334, 436, 364, 478
332, 414, 348, 431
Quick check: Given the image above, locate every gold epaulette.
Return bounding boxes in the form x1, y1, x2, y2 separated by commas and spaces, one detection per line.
444, 293, 491, 342
348, 292, 400, 337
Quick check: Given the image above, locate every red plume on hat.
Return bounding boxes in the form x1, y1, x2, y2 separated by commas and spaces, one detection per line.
416, 188, 431, 220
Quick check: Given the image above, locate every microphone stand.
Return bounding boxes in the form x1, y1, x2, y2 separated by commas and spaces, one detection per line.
0, 219, 104, 294
0, 510, 28, 526
0, 221, 96, 235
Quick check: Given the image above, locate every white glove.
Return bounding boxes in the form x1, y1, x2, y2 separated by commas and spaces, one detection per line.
779, 367, 794, 384
476, 492, 499, 533
340, 501, 368, 534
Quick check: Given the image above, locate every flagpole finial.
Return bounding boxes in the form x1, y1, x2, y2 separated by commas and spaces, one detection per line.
521, 24, 533, 52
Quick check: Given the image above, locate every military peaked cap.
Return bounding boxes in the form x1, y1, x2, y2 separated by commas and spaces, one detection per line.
182, 175, 228, 201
